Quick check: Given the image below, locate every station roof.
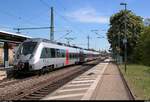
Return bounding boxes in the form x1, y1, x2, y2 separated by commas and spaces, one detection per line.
0, 30, 31, 43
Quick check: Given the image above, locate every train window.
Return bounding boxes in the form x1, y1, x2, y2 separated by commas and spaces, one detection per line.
18, 42, 37, 56
70, 53, 73, 59
69, 53, 71, 59
84, 54, 86, 58
40, 48, 47, 58
59, 49, 61, 57
77, 53, 79, 58
45, 48, 48, 54
74, 53, 76, 58
75, 53, 77, 58
76, 53, 78, 58
47, 48, 51, 58
72, 53, 74, 58
72, 53, 73, 59
63, 50, 66, 57
70, 53, 75, 59
56, 49, 60, 57
60, 49, 65, 58
73, 53, 75, 58
51, 48, 56, 58
69, 53, 71, 58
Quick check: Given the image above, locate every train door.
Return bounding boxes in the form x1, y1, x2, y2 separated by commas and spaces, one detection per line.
79, 50, 85, 63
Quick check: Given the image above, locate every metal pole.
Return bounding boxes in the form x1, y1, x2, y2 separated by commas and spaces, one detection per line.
4, 42, 9, 68
124, 3, 127, 72
123, 3, 127, 72
120, 3, 127, 72
17, 29, 20, 33
50, 7, 54, 41
118, 31, 120, 64
87, 35, 89, 49
67, 40, 69, 45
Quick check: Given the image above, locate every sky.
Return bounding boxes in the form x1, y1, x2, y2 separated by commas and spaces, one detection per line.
0, 0, 149, 51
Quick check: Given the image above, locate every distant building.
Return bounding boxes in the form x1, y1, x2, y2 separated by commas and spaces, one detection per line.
144, 18, 150, 26
0, 42, 16, 66
0, 30, 31, 67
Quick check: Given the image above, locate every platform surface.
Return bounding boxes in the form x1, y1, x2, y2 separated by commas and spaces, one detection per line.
42, 59, 130, 100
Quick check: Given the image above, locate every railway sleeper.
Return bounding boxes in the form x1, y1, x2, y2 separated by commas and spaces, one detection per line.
37, 90, 49, 92
23, 96, 41, 99
34, 91, 49, 94
41, 88, 50, 90
30, 93, 46, 97
26, 96, 45, 99
28, 94, 45, 98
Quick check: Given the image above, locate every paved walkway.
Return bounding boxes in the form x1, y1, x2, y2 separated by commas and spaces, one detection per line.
91, 63, 129, 100
42, 59, 130, 100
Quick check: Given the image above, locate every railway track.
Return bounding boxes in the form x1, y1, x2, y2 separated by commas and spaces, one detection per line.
0, 68, 66, 88
0, 75, 39, 88
0, 63, 81, 88
0, 59, 101, 100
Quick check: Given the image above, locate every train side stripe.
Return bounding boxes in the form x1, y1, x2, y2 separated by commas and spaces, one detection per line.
65, 49, 69, 65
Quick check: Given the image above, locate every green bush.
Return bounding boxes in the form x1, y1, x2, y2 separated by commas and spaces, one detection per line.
133, 26, 150, 66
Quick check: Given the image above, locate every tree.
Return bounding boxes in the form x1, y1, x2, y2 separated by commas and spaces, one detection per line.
134, 26, 150, 66
107, 10, 143, 61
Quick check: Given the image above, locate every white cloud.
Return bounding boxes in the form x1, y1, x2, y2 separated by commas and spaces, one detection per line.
66, 7, 109, 24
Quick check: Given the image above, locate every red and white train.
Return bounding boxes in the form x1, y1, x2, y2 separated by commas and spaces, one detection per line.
13, 38, 100, 74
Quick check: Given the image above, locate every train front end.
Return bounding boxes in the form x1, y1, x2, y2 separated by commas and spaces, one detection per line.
13, 40, 38, 73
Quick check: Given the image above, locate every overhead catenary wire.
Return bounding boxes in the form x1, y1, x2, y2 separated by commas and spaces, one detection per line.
55, 30, 72, 41
39, 0, 97, 49
40, 0, 51, 9
91, 29, 106, 38
39, 0, 86, 36
39, 0, 86, 45
54, 10, 86, 35
0, 7, 41, 28
0, 25, 13, 30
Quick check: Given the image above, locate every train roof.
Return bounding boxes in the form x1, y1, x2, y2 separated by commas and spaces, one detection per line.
25, 38, 100, 53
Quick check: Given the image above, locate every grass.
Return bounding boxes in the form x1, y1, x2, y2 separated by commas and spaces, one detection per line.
119, 64, 150, 100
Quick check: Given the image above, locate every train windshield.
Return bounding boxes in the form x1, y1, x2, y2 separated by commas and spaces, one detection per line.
18, 42, 37, 56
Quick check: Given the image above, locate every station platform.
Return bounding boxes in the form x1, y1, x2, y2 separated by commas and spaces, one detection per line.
42, 59, 130, 100
0, 70, 6, 80
0, 66, 13, 80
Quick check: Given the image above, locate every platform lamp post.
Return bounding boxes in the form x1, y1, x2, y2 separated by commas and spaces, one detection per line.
120, 2, 127, 73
